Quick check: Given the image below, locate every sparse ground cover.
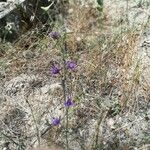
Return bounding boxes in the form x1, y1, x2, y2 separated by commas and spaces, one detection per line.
0, 0, 150, 150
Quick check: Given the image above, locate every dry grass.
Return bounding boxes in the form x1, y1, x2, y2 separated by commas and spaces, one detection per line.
0, 0, 149, 150
31, 145, 64, 150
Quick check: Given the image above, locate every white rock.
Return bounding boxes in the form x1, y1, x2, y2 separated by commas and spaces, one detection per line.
0, 0, 25, 19
107, 118, 115, 129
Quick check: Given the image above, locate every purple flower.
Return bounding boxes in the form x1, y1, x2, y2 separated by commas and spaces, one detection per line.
64, 96, 74, 107
66, 61, 77, 70
52, 118, 61, 126
49, 31, 60, 40
50, 65, 61, 75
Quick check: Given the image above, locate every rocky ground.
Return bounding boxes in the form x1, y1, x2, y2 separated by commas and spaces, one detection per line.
0, 0, 150, 150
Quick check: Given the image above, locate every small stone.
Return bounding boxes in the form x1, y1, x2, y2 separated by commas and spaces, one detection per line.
76, 37, 81, 42
107, 118, 115, 129
68, 8, 73, 14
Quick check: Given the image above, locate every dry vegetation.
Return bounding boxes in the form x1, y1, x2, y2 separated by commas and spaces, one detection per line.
0, 0, 150, 150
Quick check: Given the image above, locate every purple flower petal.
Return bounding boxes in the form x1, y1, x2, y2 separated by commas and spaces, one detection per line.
52, 118, 61, 126
66, 61, 77, 70
50, 65, 61, 75
49, 31, 60, 40
64, 96, 74, 107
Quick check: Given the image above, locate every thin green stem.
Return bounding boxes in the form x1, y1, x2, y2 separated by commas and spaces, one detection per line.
66, 107, 69, 150
60, 31, 69, 150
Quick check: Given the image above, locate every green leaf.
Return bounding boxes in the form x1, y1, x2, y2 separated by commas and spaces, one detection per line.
41, 2, 54, 11
97, 0, 103, 6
